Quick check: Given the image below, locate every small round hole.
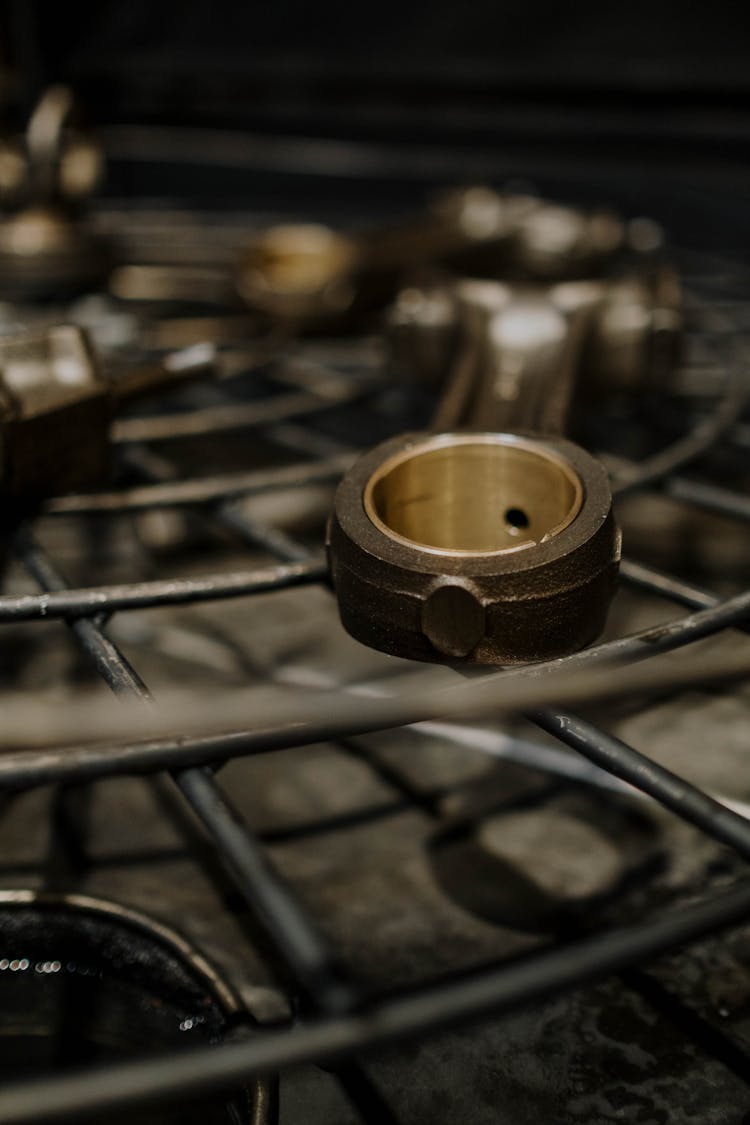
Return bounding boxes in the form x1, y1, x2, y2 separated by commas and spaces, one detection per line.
504, 507, 530, 532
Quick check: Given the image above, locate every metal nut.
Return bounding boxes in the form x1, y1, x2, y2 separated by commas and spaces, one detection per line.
327, 431, 620, 665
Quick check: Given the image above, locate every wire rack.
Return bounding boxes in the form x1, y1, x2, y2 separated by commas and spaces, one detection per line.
0, 213, 747, 1123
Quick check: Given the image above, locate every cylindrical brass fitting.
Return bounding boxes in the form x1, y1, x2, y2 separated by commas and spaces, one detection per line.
327, 431, 621, 665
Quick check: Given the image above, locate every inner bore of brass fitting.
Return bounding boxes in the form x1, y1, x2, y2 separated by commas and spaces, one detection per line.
364, 435, 583, 554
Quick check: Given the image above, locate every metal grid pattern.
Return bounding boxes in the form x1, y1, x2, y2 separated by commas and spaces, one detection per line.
0, 235, 747, 1122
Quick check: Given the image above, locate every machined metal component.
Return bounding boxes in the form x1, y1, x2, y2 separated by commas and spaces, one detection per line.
387, 266, 682, 427
0, 326, 214, 500
434, 279, 591, 433
0, 87, 109, 300
328, 208, 672, 665
327, 431, 620, 664
236, 187, 631, 331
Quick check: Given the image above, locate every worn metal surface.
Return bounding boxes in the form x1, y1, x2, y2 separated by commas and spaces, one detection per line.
328, 430, 620, 662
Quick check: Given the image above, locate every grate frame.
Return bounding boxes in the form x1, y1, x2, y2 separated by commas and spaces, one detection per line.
0, 235, 746, 1123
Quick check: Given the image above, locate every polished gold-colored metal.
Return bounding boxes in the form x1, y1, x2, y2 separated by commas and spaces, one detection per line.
327, 191, 679, 664
363, 433, 582, 555
328, 431, 620, 664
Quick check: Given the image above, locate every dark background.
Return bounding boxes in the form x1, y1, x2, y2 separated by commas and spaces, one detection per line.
4, 1, 750, 244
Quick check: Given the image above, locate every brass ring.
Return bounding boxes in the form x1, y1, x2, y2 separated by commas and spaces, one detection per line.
328, 431, 620, 664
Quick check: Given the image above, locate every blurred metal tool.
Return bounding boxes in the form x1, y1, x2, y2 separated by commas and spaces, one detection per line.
387, 265, 682, 430
0, 326, 215, 500
0, 86, 109, 299
326, 203, 678, 664
110, 186, 648, 332
235, 186, 632, 331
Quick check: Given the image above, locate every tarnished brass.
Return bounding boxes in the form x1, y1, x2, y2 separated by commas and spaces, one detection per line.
328, 432, 620, 664
0, 87, 109, 299
0, 326, 214, 501
236, 187, 631, 330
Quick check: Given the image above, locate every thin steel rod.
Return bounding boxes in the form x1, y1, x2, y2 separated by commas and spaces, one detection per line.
44, 453, 354, 515
611, 352, 747, 496
13, 535, 390, 1122
410, 720, 750, 821
0, 557, 325, 622
217, 506, 313, 562
665, 476, 750, 523
111, 377, 376, 444
619, 558, 720, 610
618, 558, 750, 637
112, 453, 397, 1111
530, 710, 750, 861
12, 533, 359, 1018
2, 876, 750, 1124
172, 767, 357, 1015
0, 587, 749, 789
15, 532, 152, 701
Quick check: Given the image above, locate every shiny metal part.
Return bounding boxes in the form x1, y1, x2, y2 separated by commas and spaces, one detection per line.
236, 186, 631, 331
388, 266, 682, 428
0, 87, 108, 299
0, 138, 25, 204
0, 204, 110, 300
328, 208, 666, 663
434, 279, 590, 432
511, 200, 624, 278
0, 326, 215, 500
328, 431, 620, 664
577, 266, 683, 395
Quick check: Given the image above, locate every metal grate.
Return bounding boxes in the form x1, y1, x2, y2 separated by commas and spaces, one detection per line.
0, 214, 747, 1123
